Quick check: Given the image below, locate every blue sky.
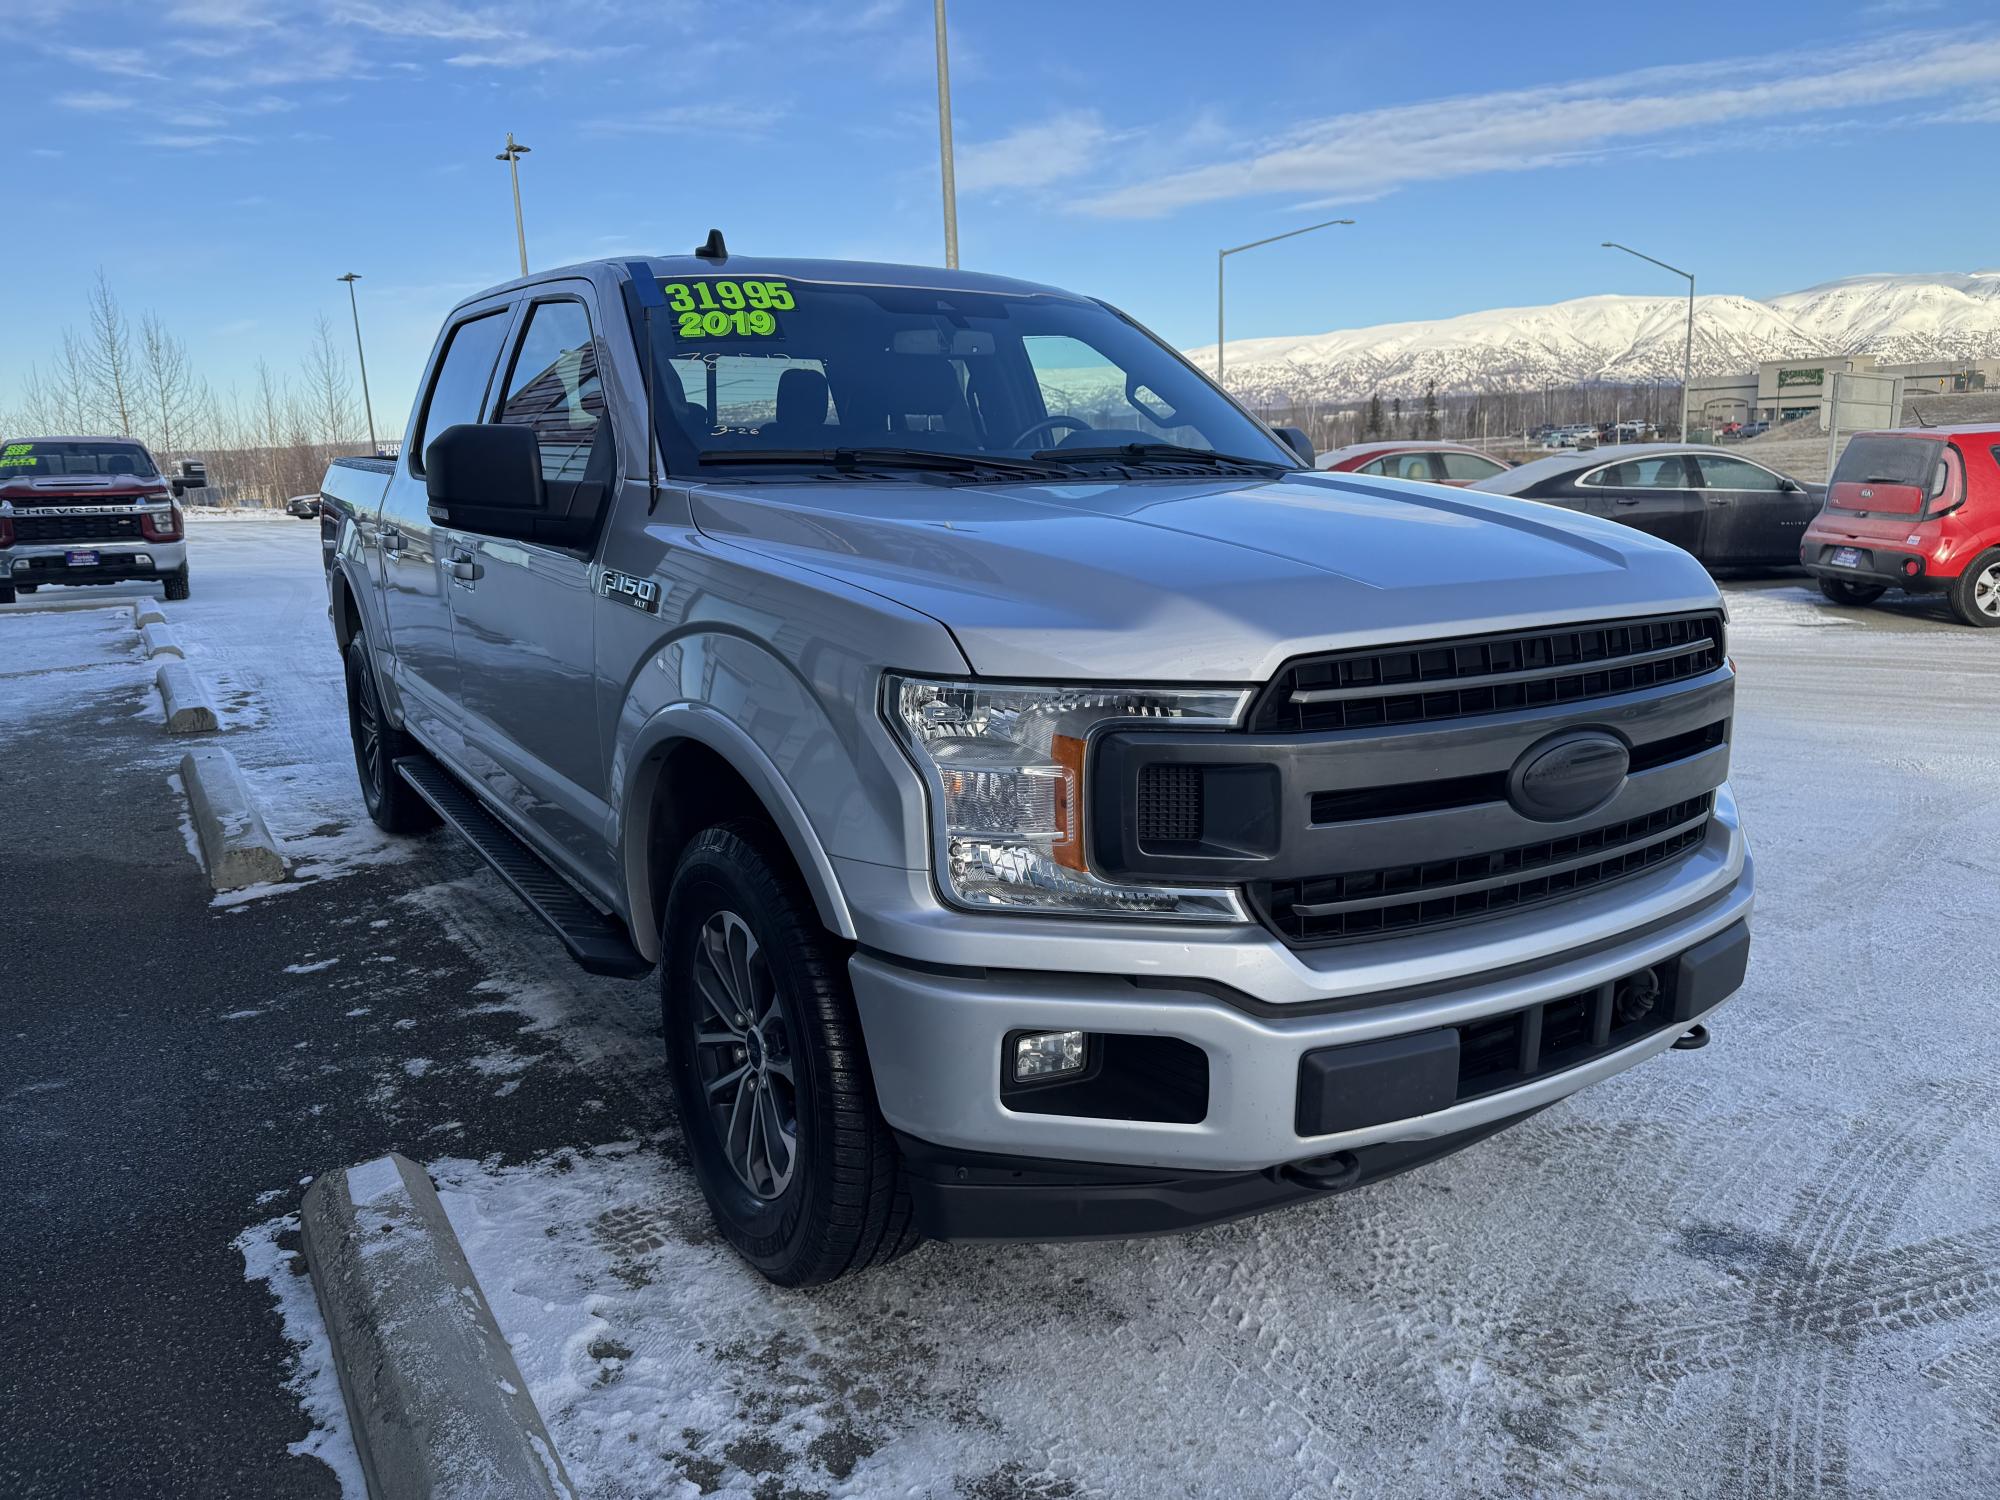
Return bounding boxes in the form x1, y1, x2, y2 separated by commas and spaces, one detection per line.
7, 0, 1998, 428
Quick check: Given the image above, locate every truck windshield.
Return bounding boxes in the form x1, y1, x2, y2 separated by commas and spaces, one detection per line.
636, 276, 1294, 476
0, 440, 159, 479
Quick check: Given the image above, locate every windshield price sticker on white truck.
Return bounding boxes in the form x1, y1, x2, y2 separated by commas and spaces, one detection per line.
660, 279, 791, 340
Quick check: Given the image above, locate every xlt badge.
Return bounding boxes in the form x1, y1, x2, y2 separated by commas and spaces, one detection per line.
599, 568, 661, 613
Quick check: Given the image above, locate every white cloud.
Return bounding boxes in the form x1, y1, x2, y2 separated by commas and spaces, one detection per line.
56, 90, 138, 111
584, 102, 787, 136
332, 1, 511, 42
1082, 29, 2000, 217
956, 109, 1127, 193
47, 44, 162, 79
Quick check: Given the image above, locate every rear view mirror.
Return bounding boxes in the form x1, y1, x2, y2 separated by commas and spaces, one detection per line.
425, 424, 548, 538
890, 328, 994, 356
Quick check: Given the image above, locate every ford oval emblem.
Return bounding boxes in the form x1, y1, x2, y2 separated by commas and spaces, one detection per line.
1507, 731, 1629, 822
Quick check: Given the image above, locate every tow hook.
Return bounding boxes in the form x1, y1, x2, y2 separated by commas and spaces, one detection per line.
1671, 1024, 1711, 1051
1282, 1150, 1363, 1193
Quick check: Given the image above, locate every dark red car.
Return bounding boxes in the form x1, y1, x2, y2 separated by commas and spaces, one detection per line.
1802, 425, 2000, 627
1314, 441, 1511, 487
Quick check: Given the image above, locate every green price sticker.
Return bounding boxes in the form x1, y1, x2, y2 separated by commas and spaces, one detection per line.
661, 279, 791, 340
0, 442, 34, 468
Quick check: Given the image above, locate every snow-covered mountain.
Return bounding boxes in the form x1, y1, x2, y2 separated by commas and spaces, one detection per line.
1193, 271, 2000, 401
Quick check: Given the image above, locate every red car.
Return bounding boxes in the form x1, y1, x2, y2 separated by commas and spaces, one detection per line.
1314, 441, 1511, 486
1802, 425, 2000, 627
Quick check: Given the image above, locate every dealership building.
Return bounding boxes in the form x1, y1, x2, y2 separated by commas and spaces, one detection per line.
1688, 355, 1999, 427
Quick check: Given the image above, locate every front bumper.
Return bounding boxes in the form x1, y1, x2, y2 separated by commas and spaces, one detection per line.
6, 539, 187, 587
850, 828, 1752, 1179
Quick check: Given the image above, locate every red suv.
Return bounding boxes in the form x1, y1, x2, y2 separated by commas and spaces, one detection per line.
1802, 426, 2000, 627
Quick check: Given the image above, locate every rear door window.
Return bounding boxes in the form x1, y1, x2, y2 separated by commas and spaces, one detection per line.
412, 310, 510, 473
1694, 455, 1787, 491
1438, 451, 1506, 482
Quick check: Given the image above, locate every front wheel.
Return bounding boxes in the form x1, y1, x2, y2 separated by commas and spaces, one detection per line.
0, 581, 14, 606
342, 634, 437, 833
1818, 576, 1885, 606
1946, 549, 2000, 628
661, 822, 918, 1286
162, 567, 190, 602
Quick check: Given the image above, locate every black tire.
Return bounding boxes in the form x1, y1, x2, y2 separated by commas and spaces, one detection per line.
1946, 548, 2000, 628
162, 566, 190, 602
661, 822, 919, 1286
342, 634, 438, 833
1818, 576, 1885, 606
14, 584, 37, 595
0, 581, 14, 606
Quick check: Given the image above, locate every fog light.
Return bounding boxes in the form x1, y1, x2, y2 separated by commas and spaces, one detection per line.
1012, 1029, 1086, 1082
134, 554, 152, 568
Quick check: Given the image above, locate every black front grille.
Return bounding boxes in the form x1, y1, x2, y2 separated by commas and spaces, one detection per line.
13, 514, 143, 543
1136, 764, 1204, 844
1256, 794, 1714, 946
1254, 612, 1725, 733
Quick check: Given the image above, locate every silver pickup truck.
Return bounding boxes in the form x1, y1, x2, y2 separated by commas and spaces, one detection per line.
320, 247, 1753, 1284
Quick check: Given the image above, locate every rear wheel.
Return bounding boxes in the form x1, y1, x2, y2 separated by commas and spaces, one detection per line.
342, 634, 437, 833
1818, 577, 1885, 606
162, 567, 190, 602
662, 822, 918, 1286
1946, 549, 2000, 628
14, 583, 37, 595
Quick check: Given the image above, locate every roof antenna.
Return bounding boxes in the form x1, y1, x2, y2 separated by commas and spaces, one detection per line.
695, 228, 728, 261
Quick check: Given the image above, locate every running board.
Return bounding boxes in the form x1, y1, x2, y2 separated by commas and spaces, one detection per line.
395, 756, 652, 978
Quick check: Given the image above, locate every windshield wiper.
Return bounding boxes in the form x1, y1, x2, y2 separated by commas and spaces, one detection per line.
699, 446, 1059, 479
1030, 441, 1289, 470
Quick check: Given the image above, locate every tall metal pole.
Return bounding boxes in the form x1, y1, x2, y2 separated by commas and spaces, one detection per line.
496, 133, 531, 277
1216, 216, 1354, 383
1603, 241, 1694, 440
336, 273, 377, 456
933, 0, 959, 269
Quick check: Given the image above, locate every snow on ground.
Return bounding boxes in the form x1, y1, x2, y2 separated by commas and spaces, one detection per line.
16, 523, 1998, 1496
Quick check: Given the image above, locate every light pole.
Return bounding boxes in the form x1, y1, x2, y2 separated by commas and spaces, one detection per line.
1603, 241, 1694, 440
495, 133, 532, 277
335, 273, 378, 457
933, 0, 959, 269
1217, 217, 1353, 382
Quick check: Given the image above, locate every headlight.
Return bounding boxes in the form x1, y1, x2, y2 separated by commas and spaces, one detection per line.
886, 675, 1251, 921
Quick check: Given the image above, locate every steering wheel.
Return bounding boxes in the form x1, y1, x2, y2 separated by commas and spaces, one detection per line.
1011, 414, 1092, 449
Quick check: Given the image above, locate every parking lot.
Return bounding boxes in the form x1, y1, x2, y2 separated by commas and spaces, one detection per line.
2, 517, 1996, 1499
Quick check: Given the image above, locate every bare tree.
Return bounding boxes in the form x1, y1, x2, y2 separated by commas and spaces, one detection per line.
139, 312, 204, 459
84, 269, 137, 436
301, 314, 356, 448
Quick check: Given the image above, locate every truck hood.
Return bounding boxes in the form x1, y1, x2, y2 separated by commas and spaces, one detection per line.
687, 471, 1721, 681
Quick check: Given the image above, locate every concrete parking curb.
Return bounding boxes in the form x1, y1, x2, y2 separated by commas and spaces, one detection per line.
178, 748, 287, 890
133, 602, 167, 628
156, 659, 218, 734
141, 622, 184, 659
301, 1155, 577, 1500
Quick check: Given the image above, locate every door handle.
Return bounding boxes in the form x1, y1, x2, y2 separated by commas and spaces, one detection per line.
378, 524, 404, 554
447, 550, 482, 586
1614, 497, 1642, 506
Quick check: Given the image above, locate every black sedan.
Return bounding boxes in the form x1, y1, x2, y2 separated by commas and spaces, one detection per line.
1471, 444, 1823, 568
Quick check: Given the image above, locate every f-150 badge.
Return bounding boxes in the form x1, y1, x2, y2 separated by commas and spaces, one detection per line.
599, 568, 661, 613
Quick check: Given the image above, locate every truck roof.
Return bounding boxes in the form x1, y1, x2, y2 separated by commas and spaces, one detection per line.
1, 434, 156, 447
446, 253, 1084, 318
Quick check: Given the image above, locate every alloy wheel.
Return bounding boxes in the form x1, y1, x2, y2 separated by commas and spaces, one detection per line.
690, 910, 798, 1200
1975, 561, 2000, 619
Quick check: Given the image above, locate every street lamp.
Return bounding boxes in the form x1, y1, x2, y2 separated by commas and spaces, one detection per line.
495, 133, 532, 277
1603, 241, 1694, 440
933, 0, 959, 269
1217, 217, 1354, 382
335, 273, 378, 457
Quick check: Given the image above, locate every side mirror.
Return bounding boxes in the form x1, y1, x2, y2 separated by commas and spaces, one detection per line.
425, 423, 547, 537
1273, 425, 1314, 466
